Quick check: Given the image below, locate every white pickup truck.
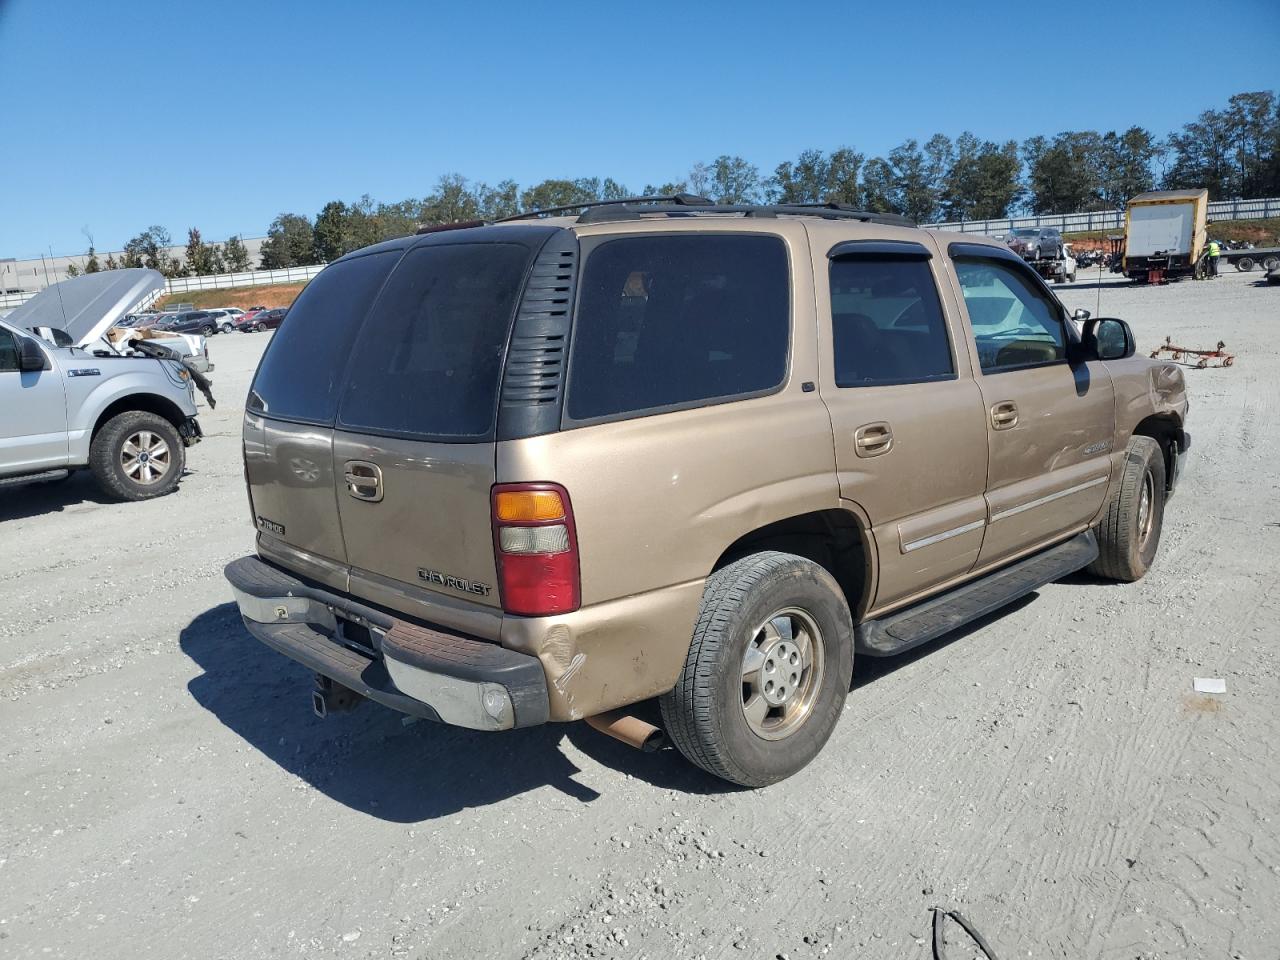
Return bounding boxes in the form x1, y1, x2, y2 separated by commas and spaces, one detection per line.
0, 270, 208, 500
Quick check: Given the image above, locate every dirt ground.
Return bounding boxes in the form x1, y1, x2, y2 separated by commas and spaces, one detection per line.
2, 266, 1277, 960
156, 282, 306, 311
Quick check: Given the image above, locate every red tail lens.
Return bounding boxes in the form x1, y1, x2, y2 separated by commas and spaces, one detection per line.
491, 482, 580, 616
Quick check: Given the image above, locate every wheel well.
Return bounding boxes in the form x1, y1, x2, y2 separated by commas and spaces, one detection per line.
91, 394, 187, 442
1132, 413, 1181, 491
714, 509, 872, 620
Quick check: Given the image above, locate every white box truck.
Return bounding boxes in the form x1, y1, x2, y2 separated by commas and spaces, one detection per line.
1123, 189, 1208, 283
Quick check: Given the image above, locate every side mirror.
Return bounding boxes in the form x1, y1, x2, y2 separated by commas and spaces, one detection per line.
1082, 317, 1135, 361
18, 337, 50, 372
1073, 308, 1091, 322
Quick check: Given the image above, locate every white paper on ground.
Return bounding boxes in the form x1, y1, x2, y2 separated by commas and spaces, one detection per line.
1193, 677, 1227, 694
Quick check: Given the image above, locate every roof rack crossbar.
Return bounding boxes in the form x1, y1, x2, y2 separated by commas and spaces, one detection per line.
497, 193, 714, 222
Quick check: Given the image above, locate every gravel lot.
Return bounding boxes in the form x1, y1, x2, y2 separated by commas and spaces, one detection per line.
2, 265, 1277, 960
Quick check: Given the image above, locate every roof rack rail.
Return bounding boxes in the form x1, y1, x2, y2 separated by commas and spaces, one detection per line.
576, 202, 916, 228
414, 219, 486, 235
497, 193, 714, 223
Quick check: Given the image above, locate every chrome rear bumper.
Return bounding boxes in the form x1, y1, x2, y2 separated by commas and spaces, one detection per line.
224, 556, 549, 731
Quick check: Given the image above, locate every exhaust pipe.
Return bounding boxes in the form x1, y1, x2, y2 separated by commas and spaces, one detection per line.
312, 675, 363, 718
585, 710, 666, 753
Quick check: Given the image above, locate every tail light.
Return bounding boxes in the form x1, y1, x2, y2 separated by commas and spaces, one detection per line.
491, 482, 580, 616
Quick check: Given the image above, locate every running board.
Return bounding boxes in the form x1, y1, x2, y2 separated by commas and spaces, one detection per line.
855, 531, 1098, 657
0, 469, 70, 489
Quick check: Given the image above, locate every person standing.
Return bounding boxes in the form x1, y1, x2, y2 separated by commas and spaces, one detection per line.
1207, 238, 1221, 277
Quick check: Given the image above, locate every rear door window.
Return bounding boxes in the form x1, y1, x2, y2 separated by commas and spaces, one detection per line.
829, 256, 954, 386
336, 242, 533, 441
566, 234, 789, 421
249, 250, 401, 423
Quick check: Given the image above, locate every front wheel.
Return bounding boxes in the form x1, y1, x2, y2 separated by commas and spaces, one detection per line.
1237, 257, 1254, 272
220, 322, 234, 333
89, 411, 185, 501
1088, 435, 1166, 582
659, 552, 854, 787
255, 322, 266, 332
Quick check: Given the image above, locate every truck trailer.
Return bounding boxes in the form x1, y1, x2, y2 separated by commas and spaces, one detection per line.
1123, 189, 1208, 284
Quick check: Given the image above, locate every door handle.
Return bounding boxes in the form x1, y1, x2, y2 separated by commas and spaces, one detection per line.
990, 401, 1019, 430
854, 421, 893, 458
343, 460, 384, 502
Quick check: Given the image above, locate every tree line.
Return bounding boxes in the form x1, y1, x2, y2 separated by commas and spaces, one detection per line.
70, 89, 1280, 276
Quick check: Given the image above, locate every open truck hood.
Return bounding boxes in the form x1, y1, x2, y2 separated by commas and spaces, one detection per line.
6, 268, 166, 347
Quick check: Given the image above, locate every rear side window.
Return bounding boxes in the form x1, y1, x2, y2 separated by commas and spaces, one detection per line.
829, 257, 954, 386
337, 243, 532, 440
249, 250, 400, 422
566, 234, 788, 421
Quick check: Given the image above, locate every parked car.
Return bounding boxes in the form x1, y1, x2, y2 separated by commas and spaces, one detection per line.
165, 311, 222, 336
1005, 226, 1064, 261
1, 269, 205, 500
206, 309, 241, 333
235, 307, 286, 332
225, 202, 1189, 787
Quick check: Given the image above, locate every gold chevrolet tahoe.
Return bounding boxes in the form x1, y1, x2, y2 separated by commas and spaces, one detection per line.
225, 196, 1189, 787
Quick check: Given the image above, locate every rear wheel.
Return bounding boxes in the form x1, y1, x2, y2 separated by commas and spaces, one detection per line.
1088, 436, 1165, 582
659, 552, 854, 787
220, 322, 234, 333
89, 411, 185, 501
1237, 256, 1254, 272
255, 321, 266, 332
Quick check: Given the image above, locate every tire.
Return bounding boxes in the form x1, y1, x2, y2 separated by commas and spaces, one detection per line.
1068, 271, 1077, 283
1263, 256, 1279, 272
255, 322, 266, 332
1088, 436, 1166, 582
200, 324, 214, 336
659, 551, 854, 787
220, 322, 234, 333
1237, 257, 1254, 272
89, 411, 185, 502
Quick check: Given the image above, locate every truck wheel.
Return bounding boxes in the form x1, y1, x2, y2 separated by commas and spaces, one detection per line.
1237, 257, 1254, 272
89, 411, 185, 501
1263, 256, 1279, 272
659, 552, 854, 787
1088, 436, 1166, 582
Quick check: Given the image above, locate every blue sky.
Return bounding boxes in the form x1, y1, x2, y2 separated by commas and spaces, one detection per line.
1, 0, 1277, 258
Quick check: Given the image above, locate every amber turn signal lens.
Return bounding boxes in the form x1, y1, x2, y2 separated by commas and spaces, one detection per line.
494, 489, 564, 522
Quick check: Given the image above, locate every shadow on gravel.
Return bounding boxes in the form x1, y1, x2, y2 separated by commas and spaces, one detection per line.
181, 603, 733, 821
0, 470, 111, 520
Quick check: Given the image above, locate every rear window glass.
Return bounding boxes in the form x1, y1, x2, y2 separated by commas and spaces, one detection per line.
337, 243, 532, 440
566, 234, 789, 421
249, 250, 400, 422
